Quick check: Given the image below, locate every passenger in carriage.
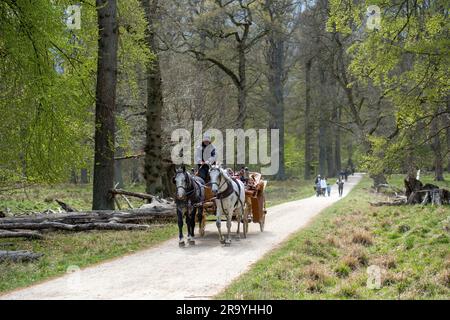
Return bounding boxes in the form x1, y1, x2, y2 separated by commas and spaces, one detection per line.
195, 134, 217, 181
238, 167, 249, 184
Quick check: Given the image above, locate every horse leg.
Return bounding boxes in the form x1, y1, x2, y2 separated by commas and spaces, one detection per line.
187, 207, 196, 245
238, 199, 245, 240
185, 212, 191, 238
235, 203, 241, 241
224, 207, 232, 246
197, 207, 205, 237
216, 204, 225, 244
177, 206, 185, 247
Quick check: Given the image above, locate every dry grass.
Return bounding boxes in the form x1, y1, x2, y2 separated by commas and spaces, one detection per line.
439, 269, 450, 287
324, 235, 340, 247
351, 229, 374, 246
371, 254, 397, 270
341, 255, 360, 271
219, 175, 450, 299
304, 264, 329, 282
303, 264, 330, 293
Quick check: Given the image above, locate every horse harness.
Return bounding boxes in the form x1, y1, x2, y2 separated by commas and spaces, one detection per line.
213, 174, 243, 211
176, 172, 203, 204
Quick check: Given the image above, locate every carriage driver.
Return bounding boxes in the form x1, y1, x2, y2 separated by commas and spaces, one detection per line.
195, 134, 217, 181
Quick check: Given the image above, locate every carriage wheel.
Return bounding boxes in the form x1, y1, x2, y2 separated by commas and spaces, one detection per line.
242, 202, 250, 238
259, 197, 267, 232
243, 216, 248, 238
199, 211, 207, 237
259, 211, 266, 232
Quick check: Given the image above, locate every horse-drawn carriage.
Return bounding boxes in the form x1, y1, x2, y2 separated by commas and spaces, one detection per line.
199, 168, 267, 238
173, 164, 267, 246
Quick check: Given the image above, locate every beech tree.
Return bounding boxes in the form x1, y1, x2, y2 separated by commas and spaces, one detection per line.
92, 0, 119, 209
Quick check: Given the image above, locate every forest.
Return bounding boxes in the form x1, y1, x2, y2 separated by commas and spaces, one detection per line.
0, 0, 449, 301
0, 0, 448, 209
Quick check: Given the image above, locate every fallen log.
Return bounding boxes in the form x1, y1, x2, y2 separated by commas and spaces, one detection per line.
0, 206, 176, 225
0, 250, 43, 263
0, 222, 149, 232
0, 230, 43, 240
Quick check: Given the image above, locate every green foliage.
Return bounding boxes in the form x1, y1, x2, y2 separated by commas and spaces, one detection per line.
328, 0, 450, 176
284, 134, 303, 177
0, 0, 152, 186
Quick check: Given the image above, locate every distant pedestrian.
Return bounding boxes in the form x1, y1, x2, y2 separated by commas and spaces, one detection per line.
326, 178, 331, 196
314, 174, 321, 184
320, 178, 327, 196
314, 175, 322, 196
336, 178, 344, 197
315, 180, 321, 196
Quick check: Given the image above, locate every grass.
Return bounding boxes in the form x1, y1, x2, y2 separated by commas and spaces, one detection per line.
0, 225, 178, 293
217, 174, 450, 300
0, 178, 315, 294
0, 183, 148, 213
265, 178, 316, 207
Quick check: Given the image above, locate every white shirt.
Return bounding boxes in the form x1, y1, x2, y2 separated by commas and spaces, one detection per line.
194, 144, 216, 164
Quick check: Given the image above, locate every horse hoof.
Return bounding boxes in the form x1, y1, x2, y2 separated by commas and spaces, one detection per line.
224, 242, 231, 247
189, 240, 195, 245
179, 241, 185, 247
220, 239, 226, 244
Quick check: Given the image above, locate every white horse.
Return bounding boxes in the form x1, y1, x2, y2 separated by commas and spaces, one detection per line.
209, 165, 245, 246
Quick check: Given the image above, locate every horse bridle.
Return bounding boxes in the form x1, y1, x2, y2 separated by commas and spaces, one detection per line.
175, 172, 196, 200
209, 167, 244, 213
209, 167, 228, 191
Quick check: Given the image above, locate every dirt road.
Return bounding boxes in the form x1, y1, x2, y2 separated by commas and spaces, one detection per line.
1, 174, 362, 300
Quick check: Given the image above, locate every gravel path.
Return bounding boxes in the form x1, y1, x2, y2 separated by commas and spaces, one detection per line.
1, 174, 362, 300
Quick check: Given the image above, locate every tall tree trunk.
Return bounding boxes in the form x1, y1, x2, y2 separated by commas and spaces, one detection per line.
326, 126, 336, 177
266, 31, 286, 180
92, 0, 118, 210
317, 64, 328, 177
304, 59, 314, 180
334, 105, 342, 172
346, 139, 354, 171
141, 0, 163, 194
236, 44, 247, 129
431, 111, 444, 181
318, 119, 327, 176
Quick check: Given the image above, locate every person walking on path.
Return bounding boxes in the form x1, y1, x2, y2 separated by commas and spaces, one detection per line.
320, 177, 327, 197
326, 178, 331, 196
314, 175, 321, 196
336, 177, 344, 197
